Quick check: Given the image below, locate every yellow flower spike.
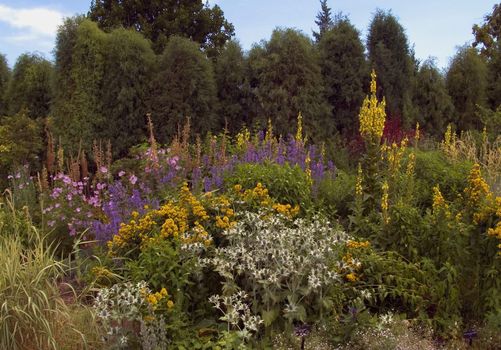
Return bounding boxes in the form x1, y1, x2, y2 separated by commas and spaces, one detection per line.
355, 163, 363, 197
381, 181, 390, 224
296, 112, 304, 144
359, 70, 386, 145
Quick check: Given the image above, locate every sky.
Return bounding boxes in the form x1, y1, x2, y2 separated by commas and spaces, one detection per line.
0, 0, 498, 70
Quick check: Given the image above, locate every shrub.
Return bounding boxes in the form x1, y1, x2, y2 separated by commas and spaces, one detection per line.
225, 162, 312, 209
315, 170, 355, 220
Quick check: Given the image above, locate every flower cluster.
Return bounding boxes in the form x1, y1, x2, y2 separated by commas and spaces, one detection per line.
487, 197, 501, 255
209, 291, 263, 339
145, 287, 174, 311
464, 163, 491, 209
359, 70, 386, 144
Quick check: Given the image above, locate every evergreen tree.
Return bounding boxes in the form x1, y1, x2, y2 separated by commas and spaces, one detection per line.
6, 53, 53, 119
149, 36, 218, 143
88, 0, 234, 56
248, 28, 331, 141
101, 28, 155, 157
0, 54, 9, 116
214, 40, 249, 133
413, 59, 454, 135
446, 46, 488, 131
313, 0, 333, 42
319, 16, 367, 134
52, 18, 107, 154
367, 10, 414, 125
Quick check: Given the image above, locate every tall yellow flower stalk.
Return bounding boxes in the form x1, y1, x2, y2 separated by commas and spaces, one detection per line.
359, 70, 386, 145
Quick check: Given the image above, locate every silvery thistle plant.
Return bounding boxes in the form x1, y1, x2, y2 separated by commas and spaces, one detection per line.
203, 211, 349, 328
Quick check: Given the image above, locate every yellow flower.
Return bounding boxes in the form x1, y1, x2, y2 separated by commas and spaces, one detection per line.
347, 240, 370, 249
381, 181, 389, 224
345, 273, 358, 282
167, 300, 174, 309
359, 70, 386, 144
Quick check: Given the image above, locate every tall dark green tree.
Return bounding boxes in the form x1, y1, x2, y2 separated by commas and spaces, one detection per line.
149, 36, 218, 143
313, 0, 333, 42
101, 28, 155, 157
446, 46, 488, 131
88, 0, 234, 56
473, 4, 501, 108
0, 54, 9, 116
248, 29, 331, 140
319, 16, 367, 134
367, 10, 414, 124
412, 59, 454, 135
6, 53, 53, 119
214, 40, 248, 133
52, 18, 107, 154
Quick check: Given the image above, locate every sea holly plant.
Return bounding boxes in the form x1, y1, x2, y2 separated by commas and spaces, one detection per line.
204, 211, 349, 331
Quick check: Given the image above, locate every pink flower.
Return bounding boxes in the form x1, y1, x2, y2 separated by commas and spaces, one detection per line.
118, 170, 126, 177
100, 166, 108, 174
129, 174, 138, 185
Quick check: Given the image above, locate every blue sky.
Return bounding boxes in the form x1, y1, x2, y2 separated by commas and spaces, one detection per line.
0, 0, 497, 70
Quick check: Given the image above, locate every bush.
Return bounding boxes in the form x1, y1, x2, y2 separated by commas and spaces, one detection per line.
414, 150, 472, 208
315, 170, 355, 220
225, 162, 312, 209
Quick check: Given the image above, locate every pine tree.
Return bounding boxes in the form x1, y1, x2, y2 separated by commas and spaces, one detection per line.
313, 0, 333, 42
319, 15, 367, 134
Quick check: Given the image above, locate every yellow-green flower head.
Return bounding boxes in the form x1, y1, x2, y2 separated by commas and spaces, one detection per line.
359, 70, 386, 144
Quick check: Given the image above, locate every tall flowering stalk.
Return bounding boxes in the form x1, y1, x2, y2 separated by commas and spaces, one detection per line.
359, 70, 386, 147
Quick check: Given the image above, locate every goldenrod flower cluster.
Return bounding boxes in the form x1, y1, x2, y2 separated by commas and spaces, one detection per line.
359, 70, 386, 144
145, 287, 174, 311
381, 181, 390, 224
272, 203, 300, 218
464, 164, 491, 209
406, 152, 416, 177
355, 163, 363, 197
346, 240, 370, 249
235, 127, 251, 151
295, 112, 304, 145
432, 185, 450, 217
342, 253, 362, 282
487, 197, 501, 255
305, 151, 312, 185
381, 138, 408, 174
441, 124, 458, 159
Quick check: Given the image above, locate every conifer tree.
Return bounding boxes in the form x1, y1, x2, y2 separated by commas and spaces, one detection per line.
248, 28, 331, 141
319, 15, 367, 134
214, 40, 249, 133
413, 59, 453, 135
313, 0, 333, 42
446, 46, 488, 131
367, 10, 414, 125
6, 53, 53, 119
149, 36, 218, 143
0, 54, 9, 117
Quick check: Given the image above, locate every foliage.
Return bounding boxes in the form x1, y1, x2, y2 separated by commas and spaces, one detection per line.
0, 53, 10, 117
315, 170, 356, 221
204, 211, 348, 332
412, 59, 454, 136
247, 28, 331, 141
473, 3, 501, 58
319, 16, 367, 134
225, 162, 312, 209
0, 111, 43, 184
5, 53, 53, 119
313, 0, 333, 42
367, 9, 414, 125
88, 0, 235, 56
149, 36, 218, 143
100, 28, 155, 157
446, 46, 488, 131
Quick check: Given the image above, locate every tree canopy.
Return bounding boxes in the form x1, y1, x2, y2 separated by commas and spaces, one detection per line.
88, 0, 234, 56
0, 54, 9, 117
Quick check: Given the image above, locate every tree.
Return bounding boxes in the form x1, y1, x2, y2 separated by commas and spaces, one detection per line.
248, 29, 331, 141
473, 4, 501, 108
319, 16, 367, 134
412, 59, 453, 135
6, 53, 53, 119
149, 36, 218, 143
101, 28, 155, 157
313, 0, 333, 42
88, 0, 234, 56
367, 10, 414, 125
52, 18, 107, 154
214, 40, 249, 133
0, 54, 9, 116
446, 46, 488, 130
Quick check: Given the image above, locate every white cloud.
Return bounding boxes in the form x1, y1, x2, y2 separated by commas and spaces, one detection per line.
0, 4, 65, 38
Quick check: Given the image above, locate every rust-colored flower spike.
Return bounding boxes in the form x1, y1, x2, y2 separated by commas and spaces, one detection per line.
359, 70, 386, 145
